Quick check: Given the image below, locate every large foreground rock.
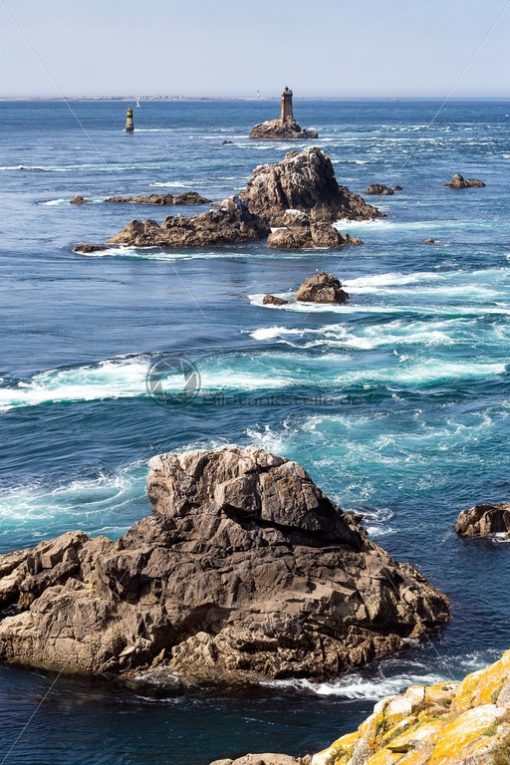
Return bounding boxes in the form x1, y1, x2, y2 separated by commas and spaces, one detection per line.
0, 446, 448, 684
243, 148, 381, 226
455, 502, 510, 538
106, 196, 269, 248
309, 648, 510, 765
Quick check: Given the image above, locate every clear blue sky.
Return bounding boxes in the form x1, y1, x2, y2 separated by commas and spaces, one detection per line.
0, 0, 509, 98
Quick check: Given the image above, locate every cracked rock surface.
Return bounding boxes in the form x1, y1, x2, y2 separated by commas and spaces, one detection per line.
0, 446, 449, 685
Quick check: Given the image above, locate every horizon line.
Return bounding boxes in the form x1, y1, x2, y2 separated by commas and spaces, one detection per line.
1, 95, 510, 102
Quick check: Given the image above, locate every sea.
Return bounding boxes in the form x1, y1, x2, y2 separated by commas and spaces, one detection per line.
0, 98, 510, 764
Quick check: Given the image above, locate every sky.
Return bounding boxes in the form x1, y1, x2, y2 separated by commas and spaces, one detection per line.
0, 0, 509, 98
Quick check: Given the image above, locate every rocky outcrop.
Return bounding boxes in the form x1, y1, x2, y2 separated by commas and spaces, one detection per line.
444, 173, 486, 189
73, 243, 108, 254
296, 272, 349, 304
266, 211, 362, 250
365, 184, 395, 196
0, 446, 449, 685
455, 502, 510, 538
70, 195, 91, 205
106, 196, 269, 248
80, 148, 378, 251
250, 119, 318, 141
104, 192, 211, 206
243, 148, 381, 226
262, 294, 289, 306
311, 648, 510, 765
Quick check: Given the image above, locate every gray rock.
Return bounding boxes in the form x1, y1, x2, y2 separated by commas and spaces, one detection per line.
243, 148, 381, 226
0, 446, 449, 685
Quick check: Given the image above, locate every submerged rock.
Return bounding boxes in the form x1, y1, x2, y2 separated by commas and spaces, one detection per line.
310, 648, 510, 765
444, 173, 486, 189
104, 192, 211, 206
0, 446, 449, 684
365, 184, 395, 196
73, 243, 108, 254
423, 238, 438, 245
296, 272, 349, 304
262, 294, 289, 306
106, 196, 269, 248
243, 147, 381, 226
455, 502, 510, 538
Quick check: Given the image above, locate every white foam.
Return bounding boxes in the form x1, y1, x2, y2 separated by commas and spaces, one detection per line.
0, 355, 294, 413
40, 198, 68, 207
0, 461, 146, 526
150, 181, 197, 188
263, 669, 446, 698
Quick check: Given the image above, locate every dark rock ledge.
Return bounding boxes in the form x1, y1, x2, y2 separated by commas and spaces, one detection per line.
0, 446, 449, 686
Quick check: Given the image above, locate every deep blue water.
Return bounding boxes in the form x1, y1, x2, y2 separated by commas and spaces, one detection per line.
1, 99, 510, 764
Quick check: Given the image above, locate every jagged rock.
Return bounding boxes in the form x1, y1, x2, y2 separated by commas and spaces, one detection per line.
455, 502, 510, 538
70, 195, 91, 205
311, 648, 510, 765
296, 272, 350, 304
0, 446, 449, 684
262, 295, 289, 306
250, 119, 318, 141
104, 192, 211, 206
73, 243, 108, 254
242, 148, 381, 226
106, 196, 269, 248
444, 173, 486, 189
365, 184, 394, 196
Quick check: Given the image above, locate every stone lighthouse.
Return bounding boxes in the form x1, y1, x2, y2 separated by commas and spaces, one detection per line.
125, 107, 134, 133
280, 86, 294, 123
249, 86, 318, 140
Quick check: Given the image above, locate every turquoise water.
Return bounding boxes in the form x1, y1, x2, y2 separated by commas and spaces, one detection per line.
1, 99, 510, 763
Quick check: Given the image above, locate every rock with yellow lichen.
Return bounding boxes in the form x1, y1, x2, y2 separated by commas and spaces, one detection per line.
312, 649, 510, 765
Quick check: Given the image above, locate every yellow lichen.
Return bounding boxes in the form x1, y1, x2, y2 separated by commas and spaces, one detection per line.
452, 650, 510, 713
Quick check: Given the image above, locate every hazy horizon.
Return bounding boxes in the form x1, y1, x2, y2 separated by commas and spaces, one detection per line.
1, 0, 509, 99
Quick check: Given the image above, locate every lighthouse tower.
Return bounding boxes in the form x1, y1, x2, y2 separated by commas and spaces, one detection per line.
125, 107, 134, 133
280, 87, 294, 123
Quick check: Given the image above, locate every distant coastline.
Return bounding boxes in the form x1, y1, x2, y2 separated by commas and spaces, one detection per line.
0, 95, 509, 103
